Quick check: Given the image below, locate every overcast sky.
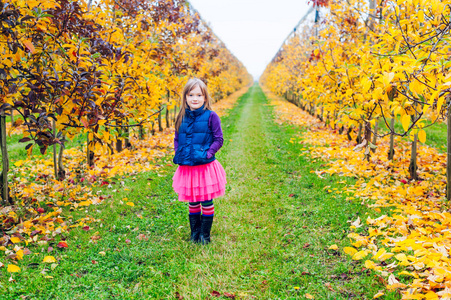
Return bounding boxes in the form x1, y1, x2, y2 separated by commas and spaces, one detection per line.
189, 0, 312, 80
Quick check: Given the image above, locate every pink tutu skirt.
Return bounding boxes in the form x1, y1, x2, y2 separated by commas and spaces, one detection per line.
172, 160, 227, 202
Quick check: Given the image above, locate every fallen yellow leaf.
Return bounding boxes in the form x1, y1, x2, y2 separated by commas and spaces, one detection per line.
10, 237, 21, 243
7, 264, 20, 273
343, 246, 357, 256
328, 244, 338, 250
43, 256, 57, 263
373, 292, 384, 299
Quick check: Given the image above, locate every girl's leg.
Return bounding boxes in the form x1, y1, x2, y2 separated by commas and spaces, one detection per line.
189, 201, 201, 215
200, 200, 214, 216
200, 200, 214, 244
188, 201, 202, 243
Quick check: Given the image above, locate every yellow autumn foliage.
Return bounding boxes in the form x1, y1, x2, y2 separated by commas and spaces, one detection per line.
268, 89, 451, 299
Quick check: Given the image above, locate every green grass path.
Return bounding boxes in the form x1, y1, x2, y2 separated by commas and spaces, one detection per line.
3, 84, 392, 299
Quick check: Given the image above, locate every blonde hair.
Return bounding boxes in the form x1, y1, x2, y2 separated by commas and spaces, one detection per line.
175, 78, 213, 132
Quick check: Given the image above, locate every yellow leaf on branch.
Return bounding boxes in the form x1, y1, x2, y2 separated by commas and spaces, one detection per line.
401, 114, 410, 132
418, 130, 426, 143
436, 96, 445, 113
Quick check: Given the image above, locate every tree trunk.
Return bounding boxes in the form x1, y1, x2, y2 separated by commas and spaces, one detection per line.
158, 105, 163, 132
115, 130, 123, 153
124, 123, 131, 148
409, 132, 418, 180
388, 116, 395, 160
347, 126, 353, 141
356, 123, 363, 144
334, 111, 338, 130
0, 110, 10, 205
87, 133, 93, 167
166, 105, 170, 129
139, 124, 144, 140
369, 0, 378, 29
371, 121, 378, 153
57, 135, 66, 180
115, 120, 123, 153
53, 119, 58, 179
173, 104, 177, 124
364, 121, 372, 161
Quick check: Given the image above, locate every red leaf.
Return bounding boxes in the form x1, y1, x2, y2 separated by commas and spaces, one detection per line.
289, 194, 295, 197
57, 241, 68, 248
92, 260, 98, 264
211, 291, 221, 297
100, 181, 109, 187
37, 208, 45, 213
224, 292, 236, 299
82, 226, 90, 231
125, 239, 131, 244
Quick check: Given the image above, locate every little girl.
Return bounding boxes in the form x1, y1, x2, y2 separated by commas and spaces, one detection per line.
172, 78, 226, 245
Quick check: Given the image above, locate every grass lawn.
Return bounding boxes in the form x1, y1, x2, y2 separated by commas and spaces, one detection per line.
1, 84, 397, 299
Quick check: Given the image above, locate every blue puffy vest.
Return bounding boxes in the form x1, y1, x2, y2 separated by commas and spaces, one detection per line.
173, 105, 216, 166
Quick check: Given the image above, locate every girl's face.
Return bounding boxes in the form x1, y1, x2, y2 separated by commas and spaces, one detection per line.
186, 85, 205, 110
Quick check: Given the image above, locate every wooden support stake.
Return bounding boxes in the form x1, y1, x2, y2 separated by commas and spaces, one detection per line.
1, 110, 9, 204
388, 117, 395, 160
53, 119, 58, 179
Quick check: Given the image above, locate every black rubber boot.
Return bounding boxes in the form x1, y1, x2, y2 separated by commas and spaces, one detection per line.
199, 215, 214, 245
189, 214, 202, 243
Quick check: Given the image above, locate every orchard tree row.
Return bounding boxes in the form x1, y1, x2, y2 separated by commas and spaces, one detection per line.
260, 0, 451, 199
0, 0, 252, 204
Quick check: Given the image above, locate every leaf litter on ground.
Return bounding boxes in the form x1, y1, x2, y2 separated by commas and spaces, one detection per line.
265, 88, 450, 299
0, 86, 248, 277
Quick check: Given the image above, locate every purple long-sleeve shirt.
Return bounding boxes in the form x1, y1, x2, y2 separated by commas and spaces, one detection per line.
174, 111, 224, 159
